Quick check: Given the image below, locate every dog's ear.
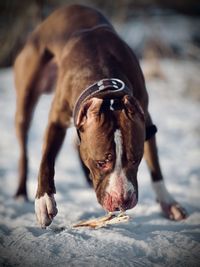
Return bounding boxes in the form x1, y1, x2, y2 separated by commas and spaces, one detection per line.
76, 97, 103, 129
122, 95, 144, 121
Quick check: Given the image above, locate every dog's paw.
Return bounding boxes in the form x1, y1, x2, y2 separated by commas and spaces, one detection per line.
35, 193, 58, 228
152, 181, 187, 221
160, 202, 187, 221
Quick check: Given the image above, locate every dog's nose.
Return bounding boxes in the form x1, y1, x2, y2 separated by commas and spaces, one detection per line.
102, 190, 137, 212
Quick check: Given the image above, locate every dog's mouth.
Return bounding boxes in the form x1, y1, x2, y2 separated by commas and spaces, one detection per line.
102, 191, 138, 212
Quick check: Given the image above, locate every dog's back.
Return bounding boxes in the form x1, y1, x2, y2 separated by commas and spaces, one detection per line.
25, 4, 147, 107
29, 5, 112, 52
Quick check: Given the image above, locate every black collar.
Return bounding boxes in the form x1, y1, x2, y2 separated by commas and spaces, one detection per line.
73, 78, 157, 142
73, 78, 129, 127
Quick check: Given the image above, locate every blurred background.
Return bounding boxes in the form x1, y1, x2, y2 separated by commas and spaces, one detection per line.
0, 0, 200, 67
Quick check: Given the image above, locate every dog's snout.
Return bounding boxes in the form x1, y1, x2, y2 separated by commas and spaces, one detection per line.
102, 190, 137, 212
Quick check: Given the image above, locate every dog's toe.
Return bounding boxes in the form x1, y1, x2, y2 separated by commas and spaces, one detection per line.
35, 193, 57, 228
160, 202, 187, 221
170, 203, 187, 220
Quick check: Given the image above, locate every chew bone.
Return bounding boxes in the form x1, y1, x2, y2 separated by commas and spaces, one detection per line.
72, 212, 130, 229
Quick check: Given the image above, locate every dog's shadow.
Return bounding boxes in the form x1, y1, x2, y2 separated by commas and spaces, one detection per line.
0, 190, 35, 219
10, 199, 34, 219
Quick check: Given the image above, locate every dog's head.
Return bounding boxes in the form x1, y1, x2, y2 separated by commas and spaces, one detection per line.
75, 95, 145, 212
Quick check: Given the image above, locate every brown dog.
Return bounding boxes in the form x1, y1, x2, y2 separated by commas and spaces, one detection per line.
14, 4, 186, 228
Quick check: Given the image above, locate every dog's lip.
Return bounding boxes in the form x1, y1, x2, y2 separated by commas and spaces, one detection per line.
102, 191, 138, 212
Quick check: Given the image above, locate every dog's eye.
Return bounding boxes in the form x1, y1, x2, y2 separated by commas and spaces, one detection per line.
96, 160, 106, 169
96, 153, 113, 170
105, 153, 113, 162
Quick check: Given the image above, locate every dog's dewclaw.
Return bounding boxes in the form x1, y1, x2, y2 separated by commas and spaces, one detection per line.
72, 212, 130, 229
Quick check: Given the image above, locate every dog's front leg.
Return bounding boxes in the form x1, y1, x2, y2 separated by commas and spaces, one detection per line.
144, 135, 187, 220
35, 116, 67, 228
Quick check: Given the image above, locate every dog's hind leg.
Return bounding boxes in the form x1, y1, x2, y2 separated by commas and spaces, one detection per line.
14, 43, 55, 200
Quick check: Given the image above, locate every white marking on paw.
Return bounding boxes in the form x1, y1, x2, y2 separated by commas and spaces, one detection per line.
152, 180, 174, 204
35, 193, 57, 229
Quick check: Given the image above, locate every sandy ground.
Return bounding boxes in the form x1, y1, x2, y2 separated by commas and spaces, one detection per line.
0, 59, 200, 266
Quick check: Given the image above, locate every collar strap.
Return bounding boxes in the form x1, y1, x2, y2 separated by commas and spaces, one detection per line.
73, 78, 128, 126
